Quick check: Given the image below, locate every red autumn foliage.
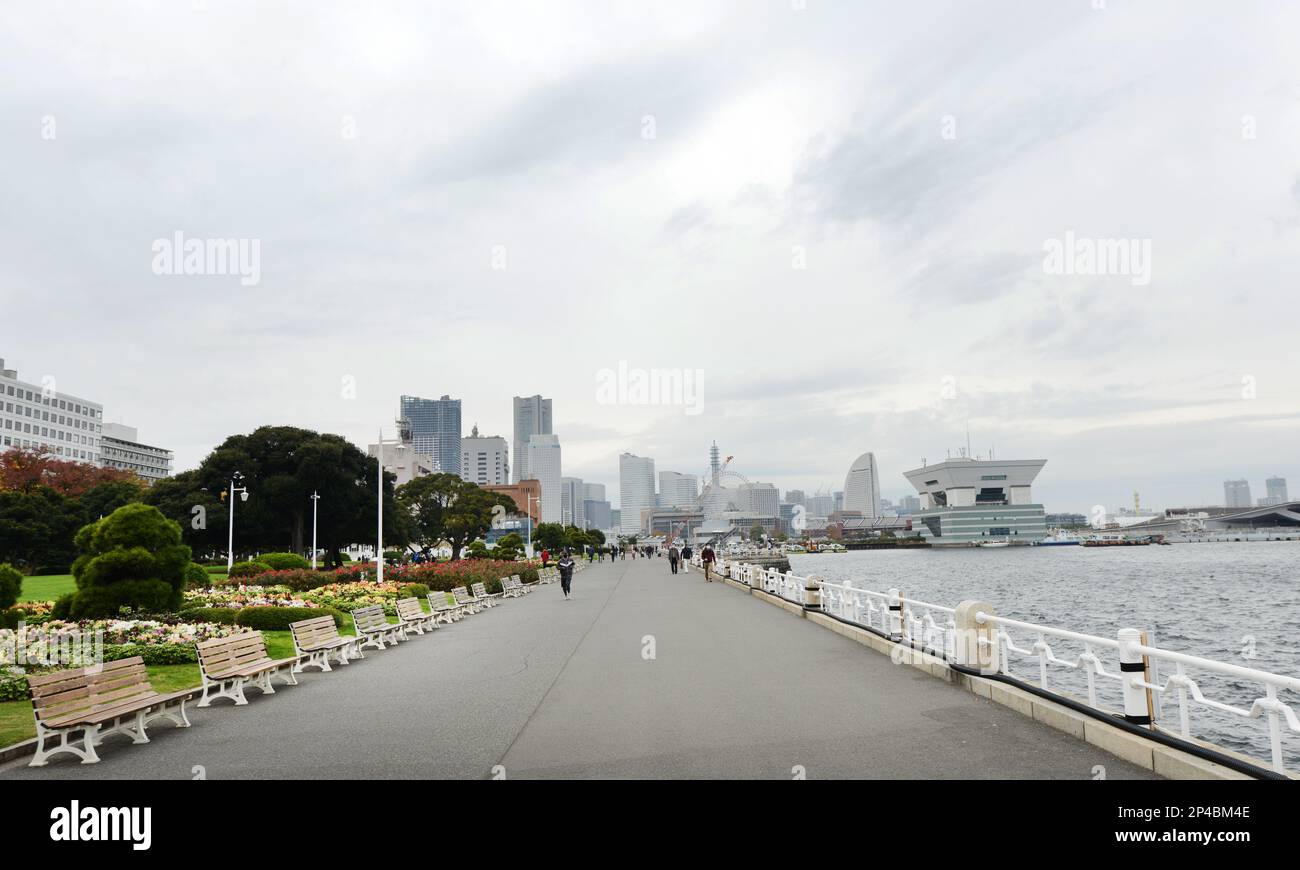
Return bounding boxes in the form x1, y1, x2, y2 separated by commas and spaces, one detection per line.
0, 446, 143, 497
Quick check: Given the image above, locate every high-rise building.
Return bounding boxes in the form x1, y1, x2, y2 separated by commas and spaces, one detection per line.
619, 452, 656, 534
738, 482, 779, 516
399, 394, 461, 475
1265, 476, 1288, 503
512, 395, 553, 483
459, 424, 509, 486
368, 441, 435, 487
583, 499, 612, 530
899, 495, 922, 514
0, 357, 105, 464
1223, 479, 1252, 509
560, 477, 585, 527
610, 508, 621, 530
583, 482, 606, 502
100, 423, 173, 482
843, 452, 882, 519
805, 493, 835, 517
527, 434, 562, 523
784, 489, 806, 507
657, 471, 699, 508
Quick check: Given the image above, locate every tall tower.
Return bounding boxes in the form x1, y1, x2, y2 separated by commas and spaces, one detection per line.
709, 441, 721, 484
512, 395, 553, 483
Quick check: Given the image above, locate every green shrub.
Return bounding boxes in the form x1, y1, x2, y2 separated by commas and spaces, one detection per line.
103, 642, 199, 665
228, 561, 272, 580
51, 593, 74, 620
0, 608, 20, 629
33, 564, 71, 576
383, 549, 405, 563
66, 504, 190, 618
177, 606, 238, 625
0, 673, 30, 701
277, 569, 332, 592
338, 553, 352, 562
401, 583, 429, 599
259, 552, 311, 571
205, 565, 229, 574
234, 605, 344, 631
184, 563, 209, 588
0, 563, 20, 611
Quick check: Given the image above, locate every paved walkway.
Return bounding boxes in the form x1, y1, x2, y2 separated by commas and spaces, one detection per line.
0, 558, 1155, 779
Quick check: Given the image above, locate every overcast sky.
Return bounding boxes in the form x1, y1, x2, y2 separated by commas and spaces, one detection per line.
2, 1, 1297, 514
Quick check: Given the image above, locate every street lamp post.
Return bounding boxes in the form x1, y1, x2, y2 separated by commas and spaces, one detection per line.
526, 492, 541, 558
226, 472, 249, 572
310, 490, 320, 570
374, 429, 404, 582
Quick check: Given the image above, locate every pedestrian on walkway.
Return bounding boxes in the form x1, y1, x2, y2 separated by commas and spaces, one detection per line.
701, 543, 716, 582
681, 544, 692, 573
558, 549, 576, 599
541, 548, 551, 569
668, 545, 680, 574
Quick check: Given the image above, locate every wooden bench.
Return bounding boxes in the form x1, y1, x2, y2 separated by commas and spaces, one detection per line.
426, 592, 467, 623
27, 657, 192, 766
289, 615, 360, 672
501, 575, 527, 597
471, 581, 501, 605
395, 597, 438, 635
352, 604, 404, 652
196, 631, 299, 707
512, 573, 539, 593
451, 586, 484, 614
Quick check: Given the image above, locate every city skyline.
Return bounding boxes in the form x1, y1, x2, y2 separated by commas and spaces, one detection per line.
4, 4, 1297, 517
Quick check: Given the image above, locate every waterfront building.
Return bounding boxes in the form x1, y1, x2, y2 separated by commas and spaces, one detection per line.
1223, 479, 1251, 509
899, 495, 922, 514
527, 434, 562, 523
512, 395, 553, 483
459, 425, 508, 486
0, 357, 104, 464
1259, 476, 1289, 507
100, 423, 173, 482
903, 457, 1049, 546
738, 481, 779, 516
399, 394, 461, 475
843, 452, 881, 518
619, 453, 656, 535
805, 493, 835, 517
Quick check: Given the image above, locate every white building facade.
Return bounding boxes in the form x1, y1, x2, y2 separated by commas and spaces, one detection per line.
512, 395, 553, 483
657, 471, 698, 508
0, 358, 105, 464
100, 423, 173, 482
460, 426, 509, 486
619, 452, 656, 535
527, 434, 562, 523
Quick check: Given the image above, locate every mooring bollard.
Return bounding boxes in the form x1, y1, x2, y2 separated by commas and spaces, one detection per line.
1118, 627, 1153, 727
887, 588, 903, 640
953, 600, 997, 673
804, 575, 822, 611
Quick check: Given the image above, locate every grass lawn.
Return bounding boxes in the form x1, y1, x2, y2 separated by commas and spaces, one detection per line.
19, 572, 230, 603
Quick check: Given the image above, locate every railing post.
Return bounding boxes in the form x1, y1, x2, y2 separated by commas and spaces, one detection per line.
887, 588, 902, 640
804, 575, 822, 611
953, 600, 997, 673
1118, 628, 1153, 727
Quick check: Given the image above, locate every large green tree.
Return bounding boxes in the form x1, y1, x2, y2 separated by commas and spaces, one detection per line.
69, 503, 191, 618
0, 487, 84, 572
147, 426, 398, 566
395, 474, 515, 560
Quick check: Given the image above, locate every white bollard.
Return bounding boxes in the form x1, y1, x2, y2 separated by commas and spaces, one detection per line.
953, 600, 997, 673
888, 588, 903, 640
804, 575, 823, 611
1118, 628, 1153, 727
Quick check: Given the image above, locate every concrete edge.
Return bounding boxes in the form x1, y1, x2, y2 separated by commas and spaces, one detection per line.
800, 609, 1273, 781
749, 588, 806, 618
0, 738, 37, 765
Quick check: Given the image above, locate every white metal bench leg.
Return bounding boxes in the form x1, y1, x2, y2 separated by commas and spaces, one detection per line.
147, 698, 191, 730
30, 722, 102, 766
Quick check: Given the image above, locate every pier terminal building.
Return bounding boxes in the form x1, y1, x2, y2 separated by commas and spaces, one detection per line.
903, 457, 1049, 546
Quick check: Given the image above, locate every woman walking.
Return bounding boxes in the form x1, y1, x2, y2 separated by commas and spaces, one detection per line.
558, 549, 576, 600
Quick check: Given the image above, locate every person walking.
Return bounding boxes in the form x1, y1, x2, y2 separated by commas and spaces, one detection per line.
541, 548, 551, 569
558, 549, 576, 600
668, 545, 680, 574
701, 543, 716, 582
681, 544, 692, 573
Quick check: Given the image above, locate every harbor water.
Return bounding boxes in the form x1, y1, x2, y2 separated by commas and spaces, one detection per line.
790, 541, 1300, 771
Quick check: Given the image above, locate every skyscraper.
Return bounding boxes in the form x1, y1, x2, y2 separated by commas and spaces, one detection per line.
657, 471, 699, 508
459, 424, 509, 486
399, 394, 461, 475
1266, 476, 1288, 503
1223, 479, 1251, 509
527, 434, 562, 523
843, 452, 881, 518
619, 452, 655, 535
512, 395, 553, 483
561, 477, 585, 527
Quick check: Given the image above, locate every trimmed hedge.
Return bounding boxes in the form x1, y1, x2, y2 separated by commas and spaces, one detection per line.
177, 606, 239, 625
258, 552, 311, 571
184, 563, 209, 588
234, 605, 345, 631
103, 642, 198, 666
228, 561, 272, 580
401, 583, 430, 599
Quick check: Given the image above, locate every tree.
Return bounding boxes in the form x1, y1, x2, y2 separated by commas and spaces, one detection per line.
0, 487, 84, 572
395, 475, 516, 561
0, 446, 141, 497
0, 563, 21, 611
147, 427, 395, 566
749, 524, 765, 543
533, 523, 567, 553
493, 532, 524, 560
68, 503, 192, 618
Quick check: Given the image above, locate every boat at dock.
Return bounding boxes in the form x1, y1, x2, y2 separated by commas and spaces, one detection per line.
1036, 529, 1083, 546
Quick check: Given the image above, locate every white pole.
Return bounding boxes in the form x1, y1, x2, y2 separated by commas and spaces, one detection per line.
227, 476, 236, 572
310, 490, 319, 570
377, 429, 384, 584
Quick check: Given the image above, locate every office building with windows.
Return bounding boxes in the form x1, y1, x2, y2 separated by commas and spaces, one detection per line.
657, 471, 698, 508
0, 358, 105, 464
100, 423, 173, 482
843, 452, 881, 519
512, 395, 553, 483
399, 394, 461, 475
561, 476, 585, 527
1224, 479, 1252, 509
527, 434, 562, 523
460, 425, 508, 486
619, 452, 656, 535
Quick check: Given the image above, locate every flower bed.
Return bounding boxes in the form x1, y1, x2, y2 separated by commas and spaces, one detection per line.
182, 586, 316, 610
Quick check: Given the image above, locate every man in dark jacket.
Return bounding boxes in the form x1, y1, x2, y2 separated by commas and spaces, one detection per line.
558, 549, 576, 600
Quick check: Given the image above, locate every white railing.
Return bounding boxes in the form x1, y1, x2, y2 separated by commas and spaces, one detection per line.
729, 561, 1300, 776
